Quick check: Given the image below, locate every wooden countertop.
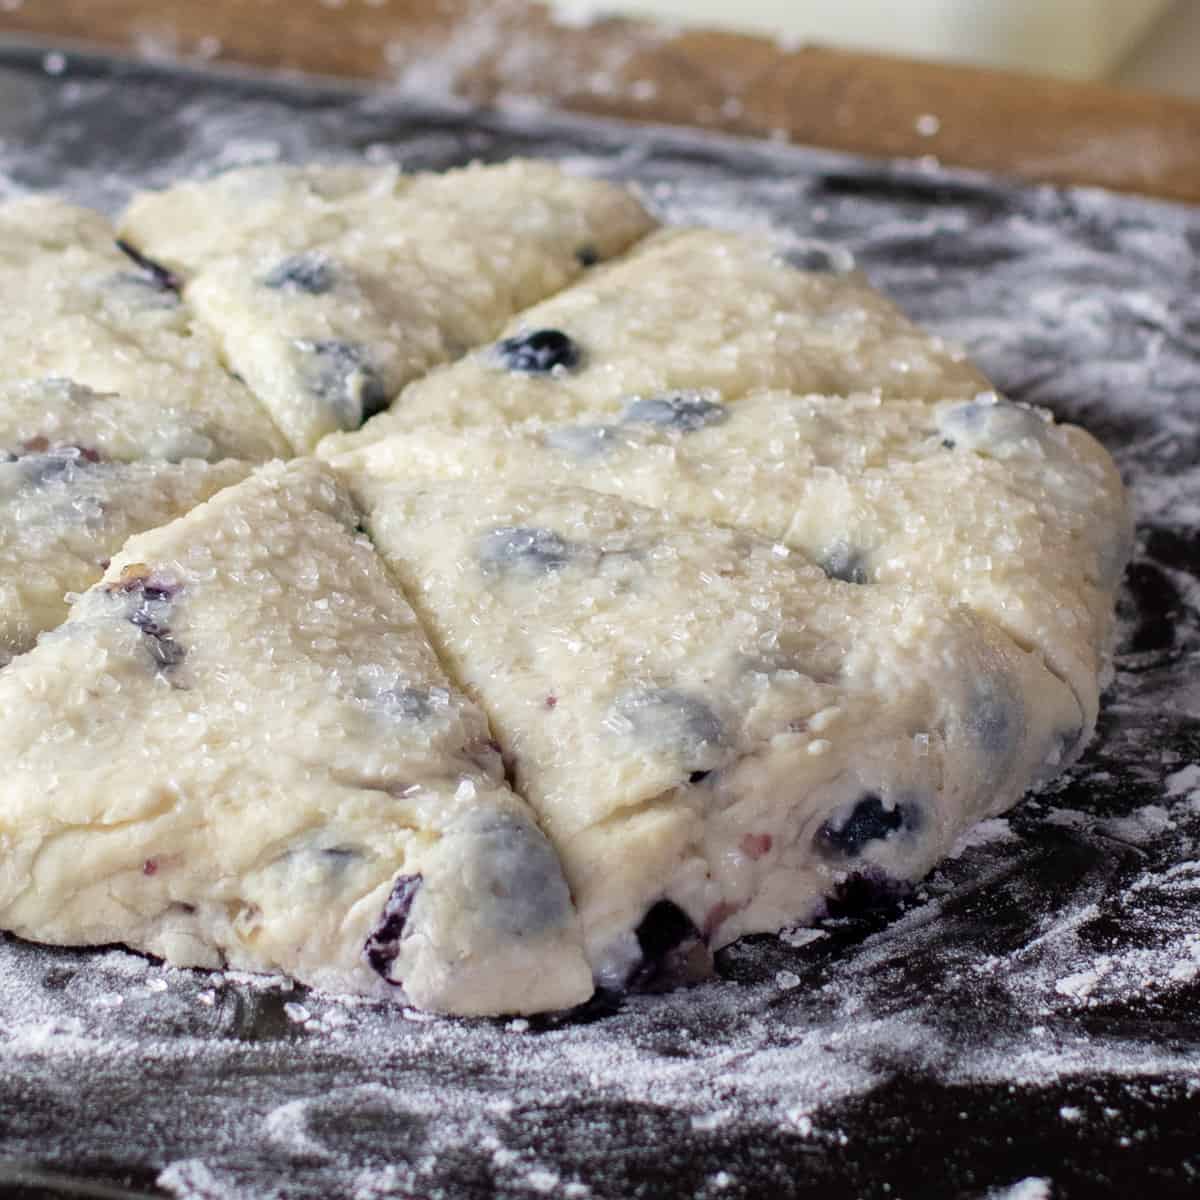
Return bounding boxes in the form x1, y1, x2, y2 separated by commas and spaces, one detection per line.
3, 0, 1200, 204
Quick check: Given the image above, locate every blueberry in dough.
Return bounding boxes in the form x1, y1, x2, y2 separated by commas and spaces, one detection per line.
478, 526, 576, 576
541, 423, 617, 459
627, 899, 713, 992
363, 874, 423, 982
318, 846, 361, 870
612, 688, 725, 772
622, 391, 728, 432
464, 813, 575, 938
261, 253, 337, 295
937, 396, 1048, 453
494, 329, 581, 374
104, 568, 186, 672
815, 793, 918, 859
114, 238, 182, 295
966, 676, 1022, 760
575, 245, 600, 267
819, 542, 870, 586
295, 339, 390, 429
105, 271, 183, 309
380, 685, 439, 721
19, 446, 102, 488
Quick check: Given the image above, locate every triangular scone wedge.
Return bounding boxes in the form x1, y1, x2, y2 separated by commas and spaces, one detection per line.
118, 161, 655, 451
337, 391, 1130, 735
0, 444, 250, 665
0, 461, 591, 1016
358, 482, 1082, 989
318, 226, 989, 457
0, 197, 288, 462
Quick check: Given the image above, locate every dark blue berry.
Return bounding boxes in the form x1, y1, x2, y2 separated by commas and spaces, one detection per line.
114, 238, 182, 294
319, 846, 362, 869
381, 686, 437, 721
495, 329, 581, 374
622, 392, 728, 433
575, 245, 600, 267
19, 446, 102, 488
541, 423, 617, 459
937, 398, 1047, 452
363, 874, 423, 982
819, 543, 870, 586
465, 814, 574, 937
613, 688, 725, 773
105, 570, 186, 672
107, 271, 183, 309
296, 339, 390, 428
262, 254, 337, 295
627, 899, 713, 992
966, 679, 1021, 758
815, 793, 917, 859
478, 526, 575, 576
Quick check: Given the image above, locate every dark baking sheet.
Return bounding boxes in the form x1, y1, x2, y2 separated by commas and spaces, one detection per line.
0, 42, 1198, 1200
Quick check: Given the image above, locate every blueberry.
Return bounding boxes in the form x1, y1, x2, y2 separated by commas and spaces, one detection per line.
575, 245, 600, 267
937, 397, 1049, 453
262, 253, 337, 295
464, 813, 574, 937
612, 688, 725, 774
114, 238, 182, 295
966, 677, 1022, 759
363, 874, 423, 982
19, 445, 102, 488
478, 526, 576, 576
381, 686, 438, 721
627, 899, 713, 992
295, 339, 390, 429
105, 568, 186, 673
622, 392, 728, 433
815, 793, 917, 859
319, 846, 362, 870
106, 271, 183, 309
494, 329, 581, 374
819, 542, 870, 586
541, 423, 617, 459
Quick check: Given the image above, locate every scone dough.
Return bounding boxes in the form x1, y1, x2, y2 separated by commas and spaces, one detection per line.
0, 461, 591, 1015
119, 161, 656, 451
0, 395, 251, 664
356, 481, 1082, 986
335, 390, 1131, 731
319, 227, 989, 457
0, 162, 1131, 1016
0, 197, 288, 463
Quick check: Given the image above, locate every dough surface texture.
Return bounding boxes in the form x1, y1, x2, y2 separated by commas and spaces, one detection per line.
0, 461, 591, 1015
119, 161, 656, 451
0, 197, 288, 463
318, 228, 989, 458
355, 481, 1083, 986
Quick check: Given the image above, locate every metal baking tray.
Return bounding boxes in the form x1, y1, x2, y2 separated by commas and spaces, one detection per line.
0, 42, 1197, 1200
